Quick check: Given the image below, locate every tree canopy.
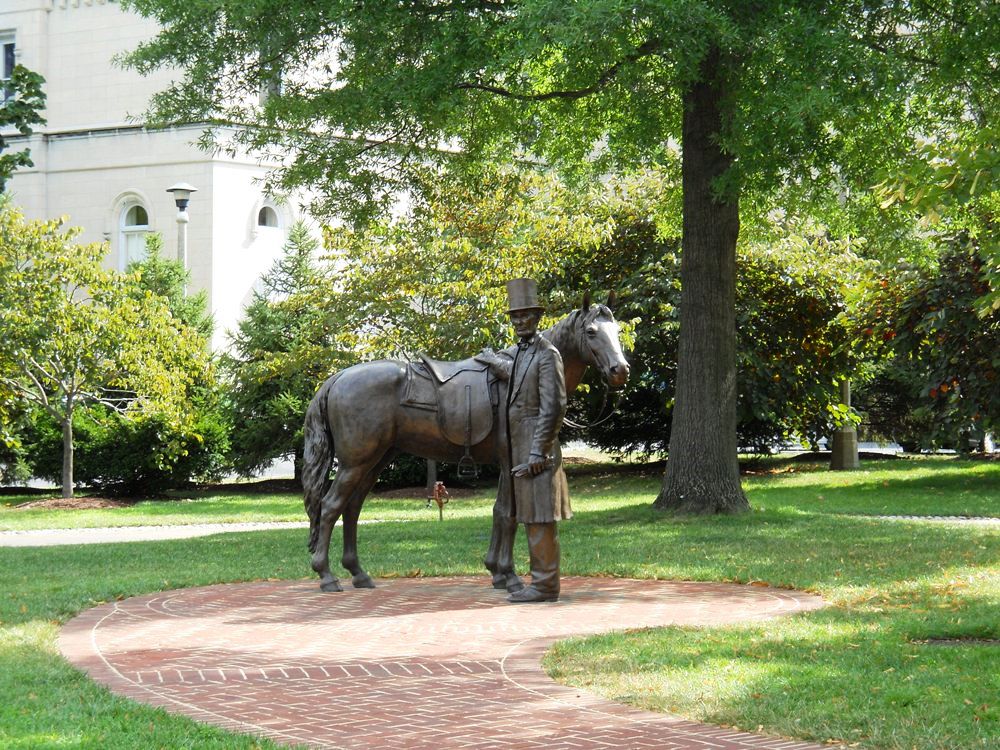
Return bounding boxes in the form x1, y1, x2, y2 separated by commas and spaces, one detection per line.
122, 0, 997, 512
323, 168, 613, 360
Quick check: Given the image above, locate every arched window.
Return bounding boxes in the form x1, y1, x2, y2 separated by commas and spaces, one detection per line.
120, 203, 150, 268
257, 205, 279, 228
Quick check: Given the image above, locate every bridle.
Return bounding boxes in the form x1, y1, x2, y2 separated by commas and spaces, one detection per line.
563, 306, 624, 430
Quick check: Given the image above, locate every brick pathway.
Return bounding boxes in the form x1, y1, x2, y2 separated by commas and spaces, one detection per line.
60, 577, 830, 750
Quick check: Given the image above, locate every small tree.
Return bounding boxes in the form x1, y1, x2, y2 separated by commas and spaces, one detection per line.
128, 233, 214, 339
0, 65, 46, 192
223, 222, 337, 482
0, 204, 208, 497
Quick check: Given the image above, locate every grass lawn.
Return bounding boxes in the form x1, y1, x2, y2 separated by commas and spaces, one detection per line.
0, 457, 997, 749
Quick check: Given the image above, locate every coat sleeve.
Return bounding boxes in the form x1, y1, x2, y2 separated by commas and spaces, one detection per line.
530, 346, 567, 457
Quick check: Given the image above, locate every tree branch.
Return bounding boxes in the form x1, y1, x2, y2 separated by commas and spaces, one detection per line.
0, 374, 42, 406
354, 128, 408, 157
26, 355, 59, 387
455, 38, 662, 102
0, 373, 62, 421
861, 36, 938, 69
405, 0, 510, 18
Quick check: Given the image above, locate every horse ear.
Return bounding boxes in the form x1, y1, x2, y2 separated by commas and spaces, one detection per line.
581, 290, 592, 311
606, 290, 617, 311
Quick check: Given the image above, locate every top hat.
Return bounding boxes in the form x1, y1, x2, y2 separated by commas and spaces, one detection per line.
506, 278, 544, 313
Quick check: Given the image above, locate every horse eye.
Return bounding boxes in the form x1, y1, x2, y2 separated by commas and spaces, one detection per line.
586, 327, 598, 337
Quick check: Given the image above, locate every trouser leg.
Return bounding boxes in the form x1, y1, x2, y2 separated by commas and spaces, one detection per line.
508, 522, 560, 603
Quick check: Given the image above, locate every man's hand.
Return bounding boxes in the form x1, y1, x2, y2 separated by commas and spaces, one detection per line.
528, 453, 547, 476
475, 347, 512, 380
474, 347, 497, 365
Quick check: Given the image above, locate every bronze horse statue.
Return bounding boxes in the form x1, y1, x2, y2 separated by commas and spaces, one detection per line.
302, 296, 630, 592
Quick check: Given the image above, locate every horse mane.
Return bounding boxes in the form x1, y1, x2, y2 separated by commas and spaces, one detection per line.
542, 304, 614, 361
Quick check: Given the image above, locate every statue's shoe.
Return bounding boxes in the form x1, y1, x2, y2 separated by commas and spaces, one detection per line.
507, 586, 558, 603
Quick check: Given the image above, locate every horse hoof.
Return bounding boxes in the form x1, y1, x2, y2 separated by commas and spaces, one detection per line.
352, 573, 376, 589
320, 579, 343, 592
491, 573, 508, 590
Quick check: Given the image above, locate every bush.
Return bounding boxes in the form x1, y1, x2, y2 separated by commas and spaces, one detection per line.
854, 362, 935, 451
556, 220, 859, 458
25, 400, 229, 496
860, 237, 999, 450
0, 418, 32, 486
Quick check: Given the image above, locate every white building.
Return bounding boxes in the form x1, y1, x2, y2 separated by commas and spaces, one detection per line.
1, 0, 299, 349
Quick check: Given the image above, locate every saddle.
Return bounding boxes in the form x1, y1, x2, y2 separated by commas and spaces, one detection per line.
402, 355, 500, 476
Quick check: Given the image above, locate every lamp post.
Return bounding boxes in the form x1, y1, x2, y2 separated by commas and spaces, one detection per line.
165, 182, 198, 272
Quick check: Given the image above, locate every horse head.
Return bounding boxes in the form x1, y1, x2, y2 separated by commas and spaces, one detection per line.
579, 291, 630, 389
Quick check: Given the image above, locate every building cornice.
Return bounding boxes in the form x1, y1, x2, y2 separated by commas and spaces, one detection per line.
48, 0, 111, 10
2, 122, 225, 142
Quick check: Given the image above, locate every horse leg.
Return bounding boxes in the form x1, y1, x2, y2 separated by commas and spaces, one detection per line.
342, 497, 374, 588
341, 451, 396, 589
311, 466, 366, 592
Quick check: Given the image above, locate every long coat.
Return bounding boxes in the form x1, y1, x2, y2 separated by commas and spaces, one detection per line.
497, 336, 571, 524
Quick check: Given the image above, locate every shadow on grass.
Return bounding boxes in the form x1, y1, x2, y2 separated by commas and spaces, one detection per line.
565, 501, 999, 594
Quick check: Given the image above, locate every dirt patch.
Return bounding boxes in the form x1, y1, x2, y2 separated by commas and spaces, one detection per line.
920, 637, 1000, 647
562, 455, 601, 465
12, 496, 135, 511
785, 451, 903, 463
195, 478, 303, 494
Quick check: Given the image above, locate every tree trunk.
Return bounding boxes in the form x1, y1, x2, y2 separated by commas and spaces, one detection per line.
293, 445, 304, 489
61, 414, 74, 499
655, 47, 749, 515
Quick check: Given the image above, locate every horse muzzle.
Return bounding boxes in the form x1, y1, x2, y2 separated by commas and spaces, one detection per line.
606, 362, 630, 389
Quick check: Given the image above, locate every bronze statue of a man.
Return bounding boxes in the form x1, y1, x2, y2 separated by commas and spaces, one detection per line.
479, 278, 570, 603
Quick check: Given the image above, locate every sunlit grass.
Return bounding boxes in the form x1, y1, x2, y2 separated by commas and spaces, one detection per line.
0, 488, 497, 531
743, 457, 1000, 516
548, 600, 999, 748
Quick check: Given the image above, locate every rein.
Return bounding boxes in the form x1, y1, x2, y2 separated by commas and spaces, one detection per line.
562, 381, 621, 430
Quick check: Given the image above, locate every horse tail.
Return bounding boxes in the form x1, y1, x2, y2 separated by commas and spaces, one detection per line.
303, 373, 339, 553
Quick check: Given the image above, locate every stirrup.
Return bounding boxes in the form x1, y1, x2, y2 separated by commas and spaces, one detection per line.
456, 453, 478, 479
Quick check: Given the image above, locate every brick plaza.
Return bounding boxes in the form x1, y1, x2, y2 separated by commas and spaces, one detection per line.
60, 576, 830, 749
